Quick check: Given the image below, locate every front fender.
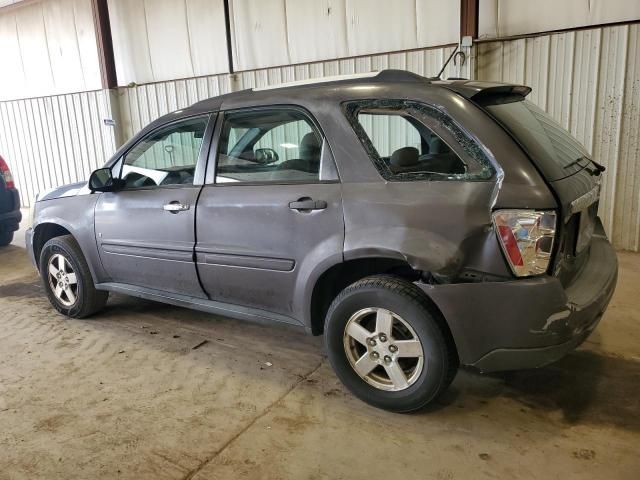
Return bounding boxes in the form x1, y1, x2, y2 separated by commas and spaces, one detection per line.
32, 195, 107, 284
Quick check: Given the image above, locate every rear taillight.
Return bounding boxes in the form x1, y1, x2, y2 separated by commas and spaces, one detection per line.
0, 155, 15, 189
492, 210, 557, 277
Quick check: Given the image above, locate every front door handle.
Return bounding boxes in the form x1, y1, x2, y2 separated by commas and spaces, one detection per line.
288, 198, 327, 212
163, 202, 190, 214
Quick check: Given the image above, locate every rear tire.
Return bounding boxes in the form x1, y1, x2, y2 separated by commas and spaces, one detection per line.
39, 235, 108, 318
0, 231, 13, 246
324, 275, 458, 413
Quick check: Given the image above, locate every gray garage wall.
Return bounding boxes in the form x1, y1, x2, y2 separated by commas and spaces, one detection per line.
0, 90, 118, 208
0, 0, 103, 101
477, 23, 640, 252
117, 45, 462, 140
106, 0, 461, 83
0, 44, 461, 208
0, 23, 639, 253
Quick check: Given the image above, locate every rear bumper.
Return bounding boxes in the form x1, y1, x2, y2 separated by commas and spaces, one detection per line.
418, 221, 618, 372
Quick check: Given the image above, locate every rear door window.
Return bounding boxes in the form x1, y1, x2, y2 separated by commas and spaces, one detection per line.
482, 99, 590, 181
215, 108, 332, 184
344, 100, 495, 181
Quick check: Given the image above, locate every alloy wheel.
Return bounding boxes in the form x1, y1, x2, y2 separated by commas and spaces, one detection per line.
343, 307, 425, 391
47, 253, 78, 307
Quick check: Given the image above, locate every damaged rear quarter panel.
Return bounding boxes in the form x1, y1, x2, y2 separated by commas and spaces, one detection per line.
337, 88, 557, 279
342, 180, 501, 276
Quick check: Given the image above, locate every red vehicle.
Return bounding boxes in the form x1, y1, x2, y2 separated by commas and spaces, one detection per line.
0, 155, 21, 246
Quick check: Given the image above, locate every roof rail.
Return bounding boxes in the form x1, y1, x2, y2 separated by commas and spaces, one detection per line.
252, 69, 428, 92
253, 72, 378, 91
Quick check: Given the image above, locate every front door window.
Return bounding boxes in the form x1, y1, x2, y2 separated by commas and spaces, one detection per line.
119, 117, 209, 189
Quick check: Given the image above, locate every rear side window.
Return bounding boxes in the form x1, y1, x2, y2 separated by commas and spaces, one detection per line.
483, 99, 590, 181
344, 100, 494, 181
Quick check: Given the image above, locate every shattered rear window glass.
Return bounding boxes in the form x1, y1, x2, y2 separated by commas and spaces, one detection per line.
483, 99, 590, 181
343, 100, 495, 181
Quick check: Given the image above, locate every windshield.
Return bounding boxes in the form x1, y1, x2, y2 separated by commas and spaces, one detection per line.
484, 99, 590, 181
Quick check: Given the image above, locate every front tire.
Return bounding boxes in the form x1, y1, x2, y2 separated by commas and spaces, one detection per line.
39, 235, 108, 318
324, 275, 458, 413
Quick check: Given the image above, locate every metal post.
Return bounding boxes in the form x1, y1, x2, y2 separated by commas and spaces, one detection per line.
223, 0, 235, 74
91, 0, 118, 90
460, 0, 479, 39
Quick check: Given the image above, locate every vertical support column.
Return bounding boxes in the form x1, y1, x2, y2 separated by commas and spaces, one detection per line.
459, 0, 480, 80
106, 89, 124, 149
91, 0, 124, 147
223, 0, 234, 74
460, 0, 479, 39
91, 0, 117, 90
223, 0, 242, 92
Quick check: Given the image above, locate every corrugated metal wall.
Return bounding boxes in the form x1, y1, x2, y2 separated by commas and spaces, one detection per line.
2, 25, 638, 253
0, 90, 117, 207
477, 23, 640, 251
232, 46, 462, 89
0, 45, 459, 208
118, 75, 232, 140
118, 45, 460, 140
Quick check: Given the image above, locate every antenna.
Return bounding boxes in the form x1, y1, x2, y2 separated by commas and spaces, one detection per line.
435, 46, 459, 80
434, 36, 473, 80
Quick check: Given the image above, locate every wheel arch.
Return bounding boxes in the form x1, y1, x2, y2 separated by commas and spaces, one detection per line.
32, 220, 103, 285
32, 222, 73, 269
308, 254, 460, 366
308, 254, 424, 336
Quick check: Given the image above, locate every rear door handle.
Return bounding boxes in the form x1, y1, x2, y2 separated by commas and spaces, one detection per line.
288, 198, 327, 211
163, 202, 190, 213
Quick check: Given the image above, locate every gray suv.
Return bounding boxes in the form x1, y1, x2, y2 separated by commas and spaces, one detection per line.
26, 71, 618, 412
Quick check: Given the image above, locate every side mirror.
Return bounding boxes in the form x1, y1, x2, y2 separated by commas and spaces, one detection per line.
254, 148, 279, 164
89, 168, 117, 192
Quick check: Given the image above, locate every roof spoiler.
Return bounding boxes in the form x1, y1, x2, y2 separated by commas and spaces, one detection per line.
435, 81, 532, 102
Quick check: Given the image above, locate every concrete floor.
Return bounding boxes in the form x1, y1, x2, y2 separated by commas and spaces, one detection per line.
0, 241, 639, 480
